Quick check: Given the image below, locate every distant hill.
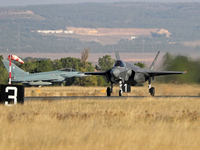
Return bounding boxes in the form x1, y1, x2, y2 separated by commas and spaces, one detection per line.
0, 2, 200, 53
36, 27, 170, 45
1, 0, 199, 6
0, 9, 42, 19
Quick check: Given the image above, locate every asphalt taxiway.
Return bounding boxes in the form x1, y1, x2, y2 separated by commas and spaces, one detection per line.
24, 96, 200, 101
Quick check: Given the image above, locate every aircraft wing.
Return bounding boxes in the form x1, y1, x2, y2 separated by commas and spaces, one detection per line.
84, 71, 108, 76
144, 71, 186, 77
84, 69, 111, 76
84, 70, 111, 82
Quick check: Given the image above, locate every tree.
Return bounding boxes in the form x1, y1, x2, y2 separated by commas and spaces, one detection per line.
81, 48, 90, 68
158, 52, 197, 84
60, 57, 80, 70
134, 62, 146, 68
35, 59, 53, 72
53, 59, 63, 70
98, 55, 115, 71
162, 52, 173, 70
0, 55, 8, 84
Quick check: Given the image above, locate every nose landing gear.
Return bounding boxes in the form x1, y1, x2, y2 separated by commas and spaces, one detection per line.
119, 80, 123, 96
106, 80, 124, 97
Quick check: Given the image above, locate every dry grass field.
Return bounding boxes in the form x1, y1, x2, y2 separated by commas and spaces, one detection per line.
1, 84, 200, 150
1, 98, 200, 150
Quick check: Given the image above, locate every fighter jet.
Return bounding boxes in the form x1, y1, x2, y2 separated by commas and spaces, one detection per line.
2, 59, 87, 86
85, 51, 186, 96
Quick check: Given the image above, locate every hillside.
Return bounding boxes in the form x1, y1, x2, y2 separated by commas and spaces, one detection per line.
36, 27, 170, 45
0, 9, 44, 20
0, 2, 200, 53
66, 27, 161, 36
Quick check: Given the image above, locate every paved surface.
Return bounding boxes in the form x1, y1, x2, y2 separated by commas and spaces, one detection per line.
24, 96, 200, 101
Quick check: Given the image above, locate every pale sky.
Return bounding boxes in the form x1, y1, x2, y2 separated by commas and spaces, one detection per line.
0, 0, 200, 6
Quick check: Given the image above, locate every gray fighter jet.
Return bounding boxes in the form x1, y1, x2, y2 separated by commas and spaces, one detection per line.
85, 51, 186, 96
2, 59, 87, 86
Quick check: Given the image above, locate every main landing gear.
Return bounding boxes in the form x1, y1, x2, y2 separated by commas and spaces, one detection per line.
106, 80, 123, 97
149, 87, 155, 96
107, 82, 113, 97
148, 77, 155, 96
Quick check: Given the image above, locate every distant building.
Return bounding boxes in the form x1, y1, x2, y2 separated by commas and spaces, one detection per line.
36, 29, 73, 34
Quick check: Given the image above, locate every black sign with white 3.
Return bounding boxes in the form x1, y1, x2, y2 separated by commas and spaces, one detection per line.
0, 85, 24, 105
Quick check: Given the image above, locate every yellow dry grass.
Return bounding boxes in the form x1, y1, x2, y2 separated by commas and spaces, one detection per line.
0, 97, 200, 150
2, 84, 200, 149
25, 83, 200, 97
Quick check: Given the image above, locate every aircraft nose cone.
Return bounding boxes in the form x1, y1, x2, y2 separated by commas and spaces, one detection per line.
111, 68, 120, 78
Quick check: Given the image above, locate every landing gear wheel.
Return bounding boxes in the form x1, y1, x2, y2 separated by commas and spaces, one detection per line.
119, 90, 122, 96
107, 87, 111, 97
149, 87, 155, 96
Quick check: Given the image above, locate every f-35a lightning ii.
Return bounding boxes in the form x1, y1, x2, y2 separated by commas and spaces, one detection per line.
85, 51, 186, 96
2, 59, 87, 86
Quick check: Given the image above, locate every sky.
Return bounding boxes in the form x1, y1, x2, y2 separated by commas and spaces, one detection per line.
1, 0, 200, 6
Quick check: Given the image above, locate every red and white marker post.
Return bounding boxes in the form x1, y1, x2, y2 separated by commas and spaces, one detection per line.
8, 55, 24, 85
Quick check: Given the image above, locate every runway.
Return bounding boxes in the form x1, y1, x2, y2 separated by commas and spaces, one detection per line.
24, 95, 200, 101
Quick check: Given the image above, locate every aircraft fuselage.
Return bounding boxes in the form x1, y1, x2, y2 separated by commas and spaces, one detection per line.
110, 61, 148, 86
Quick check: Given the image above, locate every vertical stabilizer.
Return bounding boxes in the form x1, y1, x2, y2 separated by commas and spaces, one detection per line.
115, 51, 121, 60
2, 59, 28, 76
149, 51, 160, 71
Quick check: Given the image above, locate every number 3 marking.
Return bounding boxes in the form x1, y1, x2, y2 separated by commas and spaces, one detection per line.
5, 87, 18, 105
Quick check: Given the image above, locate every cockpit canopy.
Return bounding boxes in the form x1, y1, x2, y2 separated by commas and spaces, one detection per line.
59, 68, 77, 72
114, 60, 126, 67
